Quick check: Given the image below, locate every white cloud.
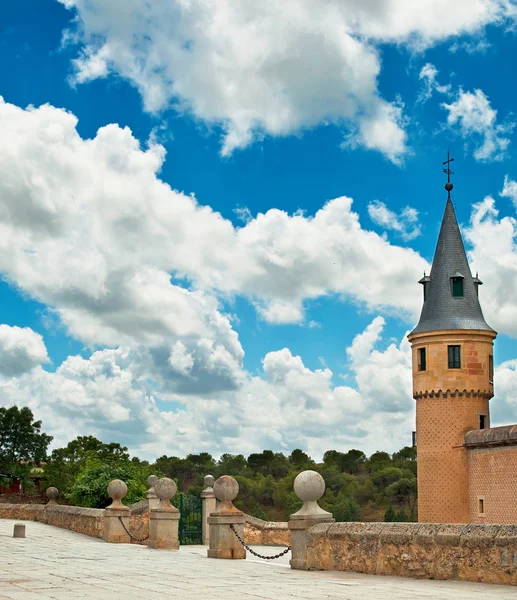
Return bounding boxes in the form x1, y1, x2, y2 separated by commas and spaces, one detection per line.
0, 318, 416, 459
442, 89, 514, 162
449, 38, 492, 54
368, 200, 421, 241
417, 63, 451, 103
56, 0, 517, 161
500, 175, 517, 209
168, 341, 194, 376
464, 196, 517, 336
0, 97, 429, 342
0, 325, 49, 376
492, 359, 517, 425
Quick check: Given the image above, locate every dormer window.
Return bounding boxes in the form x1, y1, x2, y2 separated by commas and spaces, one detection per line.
473, 272, 483, 297
451, 271, 464, 297
419, 273, 431, 302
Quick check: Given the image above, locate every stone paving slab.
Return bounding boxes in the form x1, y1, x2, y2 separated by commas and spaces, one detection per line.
0, 519, 516, 599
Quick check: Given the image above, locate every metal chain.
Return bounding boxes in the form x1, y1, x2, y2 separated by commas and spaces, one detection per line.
229, 524, 291, 560
117, 516, 150, 542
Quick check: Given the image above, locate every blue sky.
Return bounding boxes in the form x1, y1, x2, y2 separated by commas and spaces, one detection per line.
1, 0, 517, 459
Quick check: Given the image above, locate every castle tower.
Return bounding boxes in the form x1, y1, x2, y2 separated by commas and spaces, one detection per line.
407, 161, 496, 523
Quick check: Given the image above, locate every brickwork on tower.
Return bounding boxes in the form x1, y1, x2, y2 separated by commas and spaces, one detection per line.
408, 328, 495, 523
467, 446, 517, 523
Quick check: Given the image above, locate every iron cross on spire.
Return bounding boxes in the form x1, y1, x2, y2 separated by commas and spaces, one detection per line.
443, 151, 454, 194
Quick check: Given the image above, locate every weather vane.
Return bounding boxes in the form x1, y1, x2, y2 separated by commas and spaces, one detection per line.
443, 150, 454, 195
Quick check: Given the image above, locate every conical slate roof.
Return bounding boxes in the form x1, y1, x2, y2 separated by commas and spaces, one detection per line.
411, 196, 494, 335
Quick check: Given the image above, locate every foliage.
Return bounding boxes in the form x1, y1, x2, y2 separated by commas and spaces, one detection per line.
44, 435, 133, 497
0, 406, 52, 470
3, 409, 418, 522
67, 459, 156, 508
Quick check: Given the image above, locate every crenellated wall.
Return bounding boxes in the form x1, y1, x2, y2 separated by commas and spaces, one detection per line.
305, 522, 517, 586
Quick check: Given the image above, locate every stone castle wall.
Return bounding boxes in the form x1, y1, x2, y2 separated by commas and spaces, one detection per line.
243, 514, 290, 546
467, 445, 517, 523
0, 503, 104, 538
305, 522, 517, 586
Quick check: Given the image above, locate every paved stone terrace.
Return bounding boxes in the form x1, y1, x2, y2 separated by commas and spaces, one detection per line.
0, 520, 515, 600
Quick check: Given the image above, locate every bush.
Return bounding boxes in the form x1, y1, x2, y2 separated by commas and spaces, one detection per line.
68, 460, 153, 508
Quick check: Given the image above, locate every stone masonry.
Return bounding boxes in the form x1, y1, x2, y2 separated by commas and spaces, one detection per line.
408, 329, 495, 523
306, 521, 517, 586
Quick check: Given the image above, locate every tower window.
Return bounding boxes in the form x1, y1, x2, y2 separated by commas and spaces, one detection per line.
489, 355, 494, 384
423, 284, 427, 301
418, 348, 426, 371
448, 345, 461, 369
478, 497, 485, 516
479, 414, 486, 429
451, 277, 464, 297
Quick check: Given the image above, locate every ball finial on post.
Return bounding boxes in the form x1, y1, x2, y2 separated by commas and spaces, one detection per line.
292, 470, 332, 517
204, 474, 215, 491
289, 470, 334, 571
213, 475, 240, 513
146, 474, 159, 510
154, 477, 177, 510
46, 486, 58, 505
207, 475, 245, 559
107, 479, 128, 510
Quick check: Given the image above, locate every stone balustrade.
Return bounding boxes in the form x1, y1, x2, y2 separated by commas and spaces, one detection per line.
0, 503, 104, 537
305, 521, 517, 586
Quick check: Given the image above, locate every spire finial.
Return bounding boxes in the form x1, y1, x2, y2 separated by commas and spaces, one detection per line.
443, 150, 454, 197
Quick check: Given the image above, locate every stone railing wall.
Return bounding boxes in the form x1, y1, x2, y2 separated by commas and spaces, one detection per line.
305, 522, 517, 586
0, 503, 104, 538
243, 514, 290, 546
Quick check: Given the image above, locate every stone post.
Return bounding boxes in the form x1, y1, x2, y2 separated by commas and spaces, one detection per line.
207, 475, 246, 559
201, 474, 216, 545
148, 478, 180, 550
103, 479, 131, 544
146, 475, 160, 511
288, 470, 335, 570
13, 523, 25, 538
45, 487, 58, 506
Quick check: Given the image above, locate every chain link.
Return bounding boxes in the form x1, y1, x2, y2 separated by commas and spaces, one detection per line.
117, 516, 150, 542
229, 524, 291, 560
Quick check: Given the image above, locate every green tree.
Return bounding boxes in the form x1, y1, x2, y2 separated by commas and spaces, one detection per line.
365, 451, 392, 474
216, 454, 249, 477
68, 460, 154, 508
45, 436, 130, 496
372, 467, 404, 490
333, 496, 360, 522
340, 450, 367, 474
288, 449, 313, 469
0, 406, 52, 469
385, 477, 418, 520
384, 506, 396, 522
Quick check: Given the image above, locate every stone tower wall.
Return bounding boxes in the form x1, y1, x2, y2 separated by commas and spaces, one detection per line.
408, 329, 495, 523
467, 446, 517, 523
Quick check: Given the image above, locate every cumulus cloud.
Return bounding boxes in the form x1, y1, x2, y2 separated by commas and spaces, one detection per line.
442, 89, 514, 162
368, 200, 421, 241
464, 196, 517, 336
56, 0, 516, 161
0, 325, 49, 376
0, 318, 416, 458
492, 358, 517, 424
0, 97, 429, 343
